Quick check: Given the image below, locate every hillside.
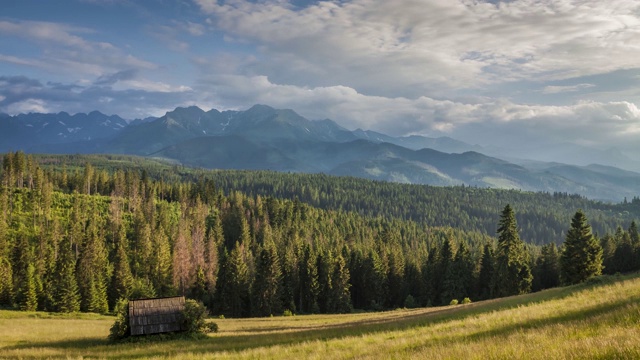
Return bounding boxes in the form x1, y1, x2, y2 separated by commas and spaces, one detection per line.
29, 153, 640, 245
1, 272, 639, 359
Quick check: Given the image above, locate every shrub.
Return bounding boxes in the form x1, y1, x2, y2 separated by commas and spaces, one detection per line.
207, 322, 219, 333
462, 297, 472, 304
182, 299, 207, 334
283, 309, 294, 317
108, 298, 130, 341
404, 295, 418, 309
449, 299, 459, 306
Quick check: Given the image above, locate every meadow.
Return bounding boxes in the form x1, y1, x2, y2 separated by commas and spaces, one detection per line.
1, 273, 640, 359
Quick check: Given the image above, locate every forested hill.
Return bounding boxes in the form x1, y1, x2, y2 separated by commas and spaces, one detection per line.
27, 154, 640, 245
1, 151, 639, 317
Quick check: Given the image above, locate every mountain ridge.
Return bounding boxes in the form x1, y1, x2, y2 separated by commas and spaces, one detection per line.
1, 104, 639, 202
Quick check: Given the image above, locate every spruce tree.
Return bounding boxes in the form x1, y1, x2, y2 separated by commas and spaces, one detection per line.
532, 243, 560, 291
20, 264, 38, 311
329, 253, 352, 314
494, 205, 532, 297
298, 245, 319, 314
560, 210, 603, 284
252, 241, 282, 316
477, 242, 495, 300
54, 236, 80, 313
110, 224, 134, 306
220, 242, 250, 317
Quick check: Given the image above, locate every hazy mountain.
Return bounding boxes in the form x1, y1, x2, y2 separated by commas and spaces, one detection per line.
3, 104, 640, 202
0, 111, 128, 152
485, 143, 640, 173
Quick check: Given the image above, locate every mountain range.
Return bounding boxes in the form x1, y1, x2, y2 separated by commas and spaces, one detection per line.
1, 104, 639, 202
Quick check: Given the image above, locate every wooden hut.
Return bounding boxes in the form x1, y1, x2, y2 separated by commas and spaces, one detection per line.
128, 296, 186, 336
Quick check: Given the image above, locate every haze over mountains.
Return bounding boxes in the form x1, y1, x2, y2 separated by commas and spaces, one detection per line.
1, 104, 639, 202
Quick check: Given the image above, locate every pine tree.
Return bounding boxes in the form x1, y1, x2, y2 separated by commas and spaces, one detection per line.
54, 236, 80, 313
13, 232, 38, 311
280, 243, 298, 313
110, 224, 134, 306
477, 242, 495, 300
316, 249, 333, 313
494, 205, 532, 297
532, 243, 560, 291
152, 225, 174, 297
386, 244, 406, 308
298, 245, 319, 314
329, 253, 352, 313
77, 208, 109, 313
218, 242, 250, 317
560, 210, 603, 284
20, 264, 38, 311
0, 204, 13, 306
252, 241, 282, 316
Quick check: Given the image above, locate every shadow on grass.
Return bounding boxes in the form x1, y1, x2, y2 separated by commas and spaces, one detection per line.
3, 273, 638, 359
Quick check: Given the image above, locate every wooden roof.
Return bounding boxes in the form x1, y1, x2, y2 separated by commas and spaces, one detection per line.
129, 296, 186, 336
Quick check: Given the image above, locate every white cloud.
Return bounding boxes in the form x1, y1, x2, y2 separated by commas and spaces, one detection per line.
0, 20, 156, 77
114, 79, 193, 93
6, 99, 50, 114
194, 73, 640, 152
542, 84, 596, 94
195, 0, 640, 98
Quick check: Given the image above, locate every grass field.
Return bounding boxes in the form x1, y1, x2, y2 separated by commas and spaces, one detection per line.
1, 273, 640, 359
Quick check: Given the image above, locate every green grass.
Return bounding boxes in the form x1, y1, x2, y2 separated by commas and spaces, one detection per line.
2, 273, 640, 359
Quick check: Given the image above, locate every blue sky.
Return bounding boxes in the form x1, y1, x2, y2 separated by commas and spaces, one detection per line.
1, 0, 640, 156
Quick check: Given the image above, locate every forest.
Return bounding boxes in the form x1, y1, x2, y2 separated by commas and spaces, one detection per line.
0, 151, 639, 317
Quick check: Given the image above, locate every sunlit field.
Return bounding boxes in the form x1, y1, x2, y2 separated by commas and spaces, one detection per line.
2, 273, 640, 359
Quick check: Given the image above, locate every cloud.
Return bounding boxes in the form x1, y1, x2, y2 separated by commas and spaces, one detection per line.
95, 69, 138, 86
192, 72, 640, 152
195, 0, 640, 99
0, 20, 156, 77
0, 75, 194, 119
542, 84, 596, 94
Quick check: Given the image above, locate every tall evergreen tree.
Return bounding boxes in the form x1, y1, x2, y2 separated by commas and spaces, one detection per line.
218, 242, 250, 317
386, 244, 406, 308
494, 205, 532, 297
329, 253, 352, 313
532, 243, 560, 291
13, 232, 38, 311
77, 209, 109, 313
110, 223, 134, 306
298, 245, 320, 314
477, 242, 495, 300
54, 236, 80, 313
151, 226, 174, 297
560, 210, 603, 284
316, 249, 333, 313
252, 241, 282, 316
20, 264, 38, 311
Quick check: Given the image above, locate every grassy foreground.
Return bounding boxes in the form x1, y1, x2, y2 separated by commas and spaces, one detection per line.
1, 273, 640, 359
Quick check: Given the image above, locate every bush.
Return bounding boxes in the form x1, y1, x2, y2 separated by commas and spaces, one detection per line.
207, 322, 219, 333
462, 297, 472, 304
404, 295, 418, 309
109, 298, 130, 341
182, 299, 217, 334
283, 309, 294, 317
449, 299, 459, 306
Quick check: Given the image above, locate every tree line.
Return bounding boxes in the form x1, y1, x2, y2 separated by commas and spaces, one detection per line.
0, 152, 638, 317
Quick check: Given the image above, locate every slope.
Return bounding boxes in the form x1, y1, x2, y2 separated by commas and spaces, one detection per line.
1, 272, 639, 359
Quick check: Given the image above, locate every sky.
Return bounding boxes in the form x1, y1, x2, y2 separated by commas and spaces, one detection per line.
1, 0, 640, 156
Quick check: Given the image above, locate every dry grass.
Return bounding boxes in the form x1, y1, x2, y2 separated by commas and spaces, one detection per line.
1, 274, 640, 359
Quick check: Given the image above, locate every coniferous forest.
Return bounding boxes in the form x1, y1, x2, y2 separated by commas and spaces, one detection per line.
0, 152, 639, 317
